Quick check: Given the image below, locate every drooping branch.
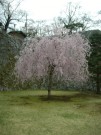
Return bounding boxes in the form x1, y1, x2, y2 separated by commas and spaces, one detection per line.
15, 32, 90, 97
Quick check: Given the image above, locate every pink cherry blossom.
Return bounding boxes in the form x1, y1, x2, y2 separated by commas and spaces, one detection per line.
15, 33, 90, 98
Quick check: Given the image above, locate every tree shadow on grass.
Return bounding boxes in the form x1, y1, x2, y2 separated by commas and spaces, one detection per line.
9, 92, 101, 106
39, 93, 89, 102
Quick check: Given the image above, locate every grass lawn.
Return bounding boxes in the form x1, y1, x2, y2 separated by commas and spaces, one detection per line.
0, 90, 101, 135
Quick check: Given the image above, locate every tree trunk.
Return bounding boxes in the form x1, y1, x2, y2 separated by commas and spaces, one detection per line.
47, 64, 55, 99
4, 17, 11, 32
47, 71, 52, 99
96, 72, 100, 94
48, 88, 51, 99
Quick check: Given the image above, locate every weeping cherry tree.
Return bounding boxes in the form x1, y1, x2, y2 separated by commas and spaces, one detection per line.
15, 33, 90, 98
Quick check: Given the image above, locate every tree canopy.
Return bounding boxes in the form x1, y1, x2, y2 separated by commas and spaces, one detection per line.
15, 32, 90, 98
88, 30, 101, 94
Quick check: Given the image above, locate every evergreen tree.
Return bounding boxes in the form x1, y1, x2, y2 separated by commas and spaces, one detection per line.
88, 30, 101, 94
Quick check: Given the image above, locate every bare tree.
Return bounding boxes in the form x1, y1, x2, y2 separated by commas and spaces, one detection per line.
0, 0, 3, 5
93, 10, 101, 28
58, 2, 92, 34
0, 0, 25, 32
22, 19, 55, 37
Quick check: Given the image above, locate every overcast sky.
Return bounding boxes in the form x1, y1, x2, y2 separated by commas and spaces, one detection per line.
19, 0, 101, 21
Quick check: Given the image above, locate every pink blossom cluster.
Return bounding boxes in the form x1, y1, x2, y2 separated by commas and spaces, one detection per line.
15, 33, 90, 83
